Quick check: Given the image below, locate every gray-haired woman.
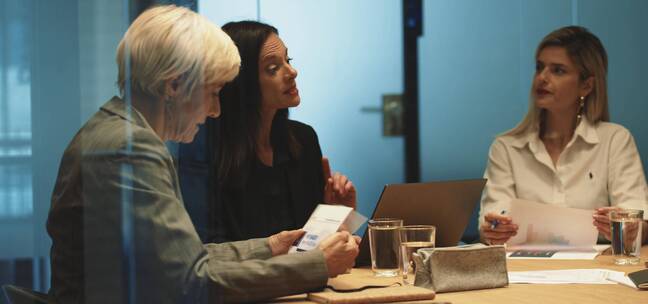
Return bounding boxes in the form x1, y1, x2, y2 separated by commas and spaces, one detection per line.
47, 5, 358, 304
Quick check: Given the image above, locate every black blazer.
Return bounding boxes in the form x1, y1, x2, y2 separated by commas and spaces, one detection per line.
281, 120, 326, 232
178, 119, 325, 243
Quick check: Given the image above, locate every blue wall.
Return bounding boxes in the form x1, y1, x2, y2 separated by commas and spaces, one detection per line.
583, 0, 648, 170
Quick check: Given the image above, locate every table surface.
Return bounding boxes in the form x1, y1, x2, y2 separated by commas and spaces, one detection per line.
271, 246, 648, 304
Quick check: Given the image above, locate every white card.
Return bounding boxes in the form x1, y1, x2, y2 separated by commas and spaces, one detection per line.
290, 204, 367, 252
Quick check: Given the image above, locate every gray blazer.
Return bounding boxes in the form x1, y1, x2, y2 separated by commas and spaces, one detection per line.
47, 97, 328, 303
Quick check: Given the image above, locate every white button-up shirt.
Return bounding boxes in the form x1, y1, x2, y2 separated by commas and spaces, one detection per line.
480, 119, 648, 226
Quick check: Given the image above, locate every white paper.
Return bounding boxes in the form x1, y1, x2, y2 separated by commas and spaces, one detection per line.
508, 269, 619, 284
506, 199, 598, 251
593, 244, 612, 252
290, 204, 367, 252
342, 209, 367, 234
606, 270, 638, 289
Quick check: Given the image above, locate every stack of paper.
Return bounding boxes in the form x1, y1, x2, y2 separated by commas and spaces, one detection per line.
508, 268, 637, 289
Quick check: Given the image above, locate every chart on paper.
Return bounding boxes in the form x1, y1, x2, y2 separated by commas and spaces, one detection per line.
506, 199, 598, 251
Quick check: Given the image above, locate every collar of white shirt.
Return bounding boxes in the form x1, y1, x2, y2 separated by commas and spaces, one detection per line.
509, 118, 600, 153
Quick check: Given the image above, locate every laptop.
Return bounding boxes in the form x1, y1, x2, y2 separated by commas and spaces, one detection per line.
356, 178, 486, 266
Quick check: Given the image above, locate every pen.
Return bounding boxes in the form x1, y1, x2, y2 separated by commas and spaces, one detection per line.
490, 210, 507, 229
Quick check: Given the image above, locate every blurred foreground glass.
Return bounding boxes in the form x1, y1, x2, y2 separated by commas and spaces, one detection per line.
609, 209, 643, 265
399, 225, 435, 285
368, 218, 403, 277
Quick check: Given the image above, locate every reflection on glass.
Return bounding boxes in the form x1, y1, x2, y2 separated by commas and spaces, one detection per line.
0, 164, 33, 218
0, 0, 32, 218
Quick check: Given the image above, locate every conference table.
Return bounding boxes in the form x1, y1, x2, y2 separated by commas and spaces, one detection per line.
271, 245, 648, 304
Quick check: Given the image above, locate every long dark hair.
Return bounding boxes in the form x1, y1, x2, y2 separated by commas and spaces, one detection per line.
215, 20, 300, 188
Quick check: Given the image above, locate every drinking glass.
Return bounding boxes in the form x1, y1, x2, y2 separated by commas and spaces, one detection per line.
609, 209, 643, 265
368, 218, 403, 277
399, 225, 436, 285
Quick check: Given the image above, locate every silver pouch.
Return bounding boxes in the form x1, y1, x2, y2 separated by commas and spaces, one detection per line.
412, 244, 508, 293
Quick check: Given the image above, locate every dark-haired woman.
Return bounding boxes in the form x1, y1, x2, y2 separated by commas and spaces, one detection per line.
479, 26, 648, 246
206, 21, 356, 243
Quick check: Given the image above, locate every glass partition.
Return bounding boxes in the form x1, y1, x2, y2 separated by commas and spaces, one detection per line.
1, 0, 646, 298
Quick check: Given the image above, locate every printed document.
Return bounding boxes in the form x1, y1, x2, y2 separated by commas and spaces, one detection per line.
506, 199, 598, 253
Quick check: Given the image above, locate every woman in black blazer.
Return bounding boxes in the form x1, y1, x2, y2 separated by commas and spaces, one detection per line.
205, 21, 356, 243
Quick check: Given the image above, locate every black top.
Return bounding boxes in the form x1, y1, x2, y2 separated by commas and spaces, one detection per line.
185, 120, 326, 243
215, 141, 296, 240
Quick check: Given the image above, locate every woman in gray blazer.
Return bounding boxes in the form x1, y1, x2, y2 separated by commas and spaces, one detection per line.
46, 5, 358, 304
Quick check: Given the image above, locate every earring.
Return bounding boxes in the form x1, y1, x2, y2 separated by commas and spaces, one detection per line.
576, 96, 585, 120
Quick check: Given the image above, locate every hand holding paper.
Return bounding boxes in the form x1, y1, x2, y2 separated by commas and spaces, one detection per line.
481, 212, 518, 245
318, 231, 359, 278
268, 229, 306, 256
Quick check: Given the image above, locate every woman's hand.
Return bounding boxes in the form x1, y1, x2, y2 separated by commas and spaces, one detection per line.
322, 157, 357, 209
480, 212, 518, 245
592, 207, 620, 241
268, 229, 305, 256
318, 231, 359, 278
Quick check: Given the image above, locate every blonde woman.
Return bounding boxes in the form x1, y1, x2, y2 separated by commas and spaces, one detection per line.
47, 5, 358, 303
479, 26, 648, 246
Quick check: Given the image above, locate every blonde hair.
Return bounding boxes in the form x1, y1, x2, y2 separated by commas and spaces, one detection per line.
116, 5, 240, 103
506, 26, 609, 136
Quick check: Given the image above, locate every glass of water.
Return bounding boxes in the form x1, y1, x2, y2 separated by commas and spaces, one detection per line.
399, 225, 436, 285
609, 209, 643, 265
368, 218, 403, 277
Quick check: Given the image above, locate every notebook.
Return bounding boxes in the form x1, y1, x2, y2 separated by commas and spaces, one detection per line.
628, 268, 648, 289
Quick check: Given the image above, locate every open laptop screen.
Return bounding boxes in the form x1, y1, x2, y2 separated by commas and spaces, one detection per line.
356, 178, 486, 265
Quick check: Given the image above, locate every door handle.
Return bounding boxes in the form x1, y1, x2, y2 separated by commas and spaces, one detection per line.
360, 94, 403, 137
